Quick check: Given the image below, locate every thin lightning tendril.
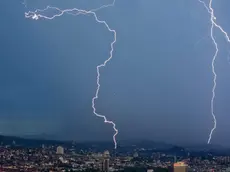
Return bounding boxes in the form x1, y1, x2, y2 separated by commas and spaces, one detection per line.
22, 0, 27, 8
25, 1, 118, 149
198, 0, 230, 144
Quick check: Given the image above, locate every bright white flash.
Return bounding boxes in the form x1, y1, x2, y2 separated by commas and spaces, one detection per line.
25, 1, 118, 149
198, 0, 230, 144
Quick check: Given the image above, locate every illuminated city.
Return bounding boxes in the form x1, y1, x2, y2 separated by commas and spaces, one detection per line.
1, 0, 230, 171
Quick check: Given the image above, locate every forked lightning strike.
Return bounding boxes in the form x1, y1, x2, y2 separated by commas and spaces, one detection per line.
25, 1, 118, 149
22, 0, 27, 8
198, 0, 230, 144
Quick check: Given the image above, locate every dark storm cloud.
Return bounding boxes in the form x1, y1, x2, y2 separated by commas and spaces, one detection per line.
1, 0, 230, 146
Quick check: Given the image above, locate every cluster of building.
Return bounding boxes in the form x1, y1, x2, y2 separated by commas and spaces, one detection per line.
0, 144, 229, 171
0, 144, 114, 171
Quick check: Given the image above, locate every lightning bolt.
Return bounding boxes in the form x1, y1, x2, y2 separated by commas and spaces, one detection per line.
198, 0, 230, 144
22, 0, 27, 8
24, 1, 118, 149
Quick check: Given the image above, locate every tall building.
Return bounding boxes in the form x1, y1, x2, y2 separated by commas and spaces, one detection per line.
174, 156, 177, 163
173, 162, 188, 172
56, 146, 64, 154
102, 150, 110, 172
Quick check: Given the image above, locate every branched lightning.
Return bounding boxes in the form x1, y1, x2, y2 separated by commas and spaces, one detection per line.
24, 1, 118, 149
22, 0, 27, 8
198, 0, 230, 144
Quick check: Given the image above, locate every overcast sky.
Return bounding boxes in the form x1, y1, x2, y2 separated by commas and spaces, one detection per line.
1, 0, 230, 146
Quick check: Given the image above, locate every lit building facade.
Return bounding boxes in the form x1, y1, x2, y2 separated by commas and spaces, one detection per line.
173, 162, 188, 172
102, 150, 110, 172
56, 146, 64, 154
